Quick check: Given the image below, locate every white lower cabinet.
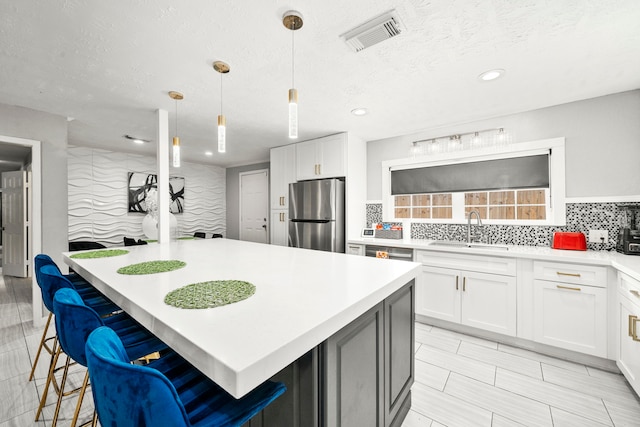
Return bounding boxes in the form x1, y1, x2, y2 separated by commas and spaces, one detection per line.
617, 272, 640, 395
462, 271, 517, 336
417, 266, 460, 324
270, 210, 289, 246
532, 261, 608, 358
416, 251, 517, 336
533, 279, 607, 357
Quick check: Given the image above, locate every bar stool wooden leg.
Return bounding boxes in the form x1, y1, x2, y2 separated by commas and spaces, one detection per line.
52, 354, 72, 426
35, 343, 62, 421
70, 370, 90, 427
28, 312, 53, 381
50, 353, 85, 427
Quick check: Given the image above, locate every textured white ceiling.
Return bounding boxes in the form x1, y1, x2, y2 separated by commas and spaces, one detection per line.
1, 0, 639, 167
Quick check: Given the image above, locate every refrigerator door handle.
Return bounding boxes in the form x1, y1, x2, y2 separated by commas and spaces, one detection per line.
290, 219, 331, 223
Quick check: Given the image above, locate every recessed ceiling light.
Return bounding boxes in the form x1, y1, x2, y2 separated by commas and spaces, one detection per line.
478, 69, 505, 81
351, 108, 368, 116
205, 151, 213, 156
124, 134, 150, 144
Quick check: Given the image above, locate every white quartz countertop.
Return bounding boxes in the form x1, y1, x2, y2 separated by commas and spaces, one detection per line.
348, 237, 640, 281
64, 239, 420, 398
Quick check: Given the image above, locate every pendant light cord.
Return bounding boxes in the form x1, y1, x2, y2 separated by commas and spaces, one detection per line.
174, 99, 178, 136
220, 74, 223, 115
291, 22, 295, 88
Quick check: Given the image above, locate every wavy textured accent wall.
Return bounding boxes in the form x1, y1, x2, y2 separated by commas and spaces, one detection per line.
68, 147, 226, 247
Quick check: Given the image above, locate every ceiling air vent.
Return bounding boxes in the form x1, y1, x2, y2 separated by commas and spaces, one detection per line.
340, 10, 404, 52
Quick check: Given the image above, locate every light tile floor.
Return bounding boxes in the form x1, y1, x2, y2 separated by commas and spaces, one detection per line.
403, 323, 640, 427
2, 274, 640, 427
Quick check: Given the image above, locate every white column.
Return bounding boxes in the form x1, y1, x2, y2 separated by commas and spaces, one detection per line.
156, 109, 170, 243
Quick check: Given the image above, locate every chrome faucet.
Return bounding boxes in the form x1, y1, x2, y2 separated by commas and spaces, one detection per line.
467, 210, 483, 244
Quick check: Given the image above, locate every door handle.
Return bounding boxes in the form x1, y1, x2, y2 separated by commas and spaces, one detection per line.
463, 277, 466, 292
556, 271, 581, 278
455, 276, 458, 290
262, 224, 267, 229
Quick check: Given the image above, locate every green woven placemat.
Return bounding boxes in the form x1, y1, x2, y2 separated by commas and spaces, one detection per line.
164, 280, 255, 309
117, 260, 186, 275
70, 249, 129, 259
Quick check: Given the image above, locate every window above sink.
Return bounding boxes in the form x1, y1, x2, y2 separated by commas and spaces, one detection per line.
381, 137, 566, 226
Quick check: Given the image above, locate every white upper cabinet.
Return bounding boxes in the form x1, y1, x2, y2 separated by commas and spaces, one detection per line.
296, 133, 346, 181
270, 144, 296, 210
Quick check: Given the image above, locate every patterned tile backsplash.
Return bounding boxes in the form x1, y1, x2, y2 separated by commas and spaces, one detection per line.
365, 202, 640, 251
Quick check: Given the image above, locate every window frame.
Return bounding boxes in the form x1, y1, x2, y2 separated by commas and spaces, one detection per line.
381, 137, 566, 226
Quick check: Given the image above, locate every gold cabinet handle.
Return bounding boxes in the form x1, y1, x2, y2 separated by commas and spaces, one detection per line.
556, 271, 581, 278
318, 164, 321, 175
280, 196, 285, 206
455, 276, 459, 290
556, 285, 581, 291
280, 212, 285, 222
630, 315, 640, 342
463, 277, 466, 292
630, 289, 640, 298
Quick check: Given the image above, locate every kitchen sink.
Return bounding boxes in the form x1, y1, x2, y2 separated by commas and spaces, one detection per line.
428, 241, 509, 251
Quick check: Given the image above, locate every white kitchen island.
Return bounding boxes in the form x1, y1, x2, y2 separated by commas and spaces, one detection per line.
64, 238, 420, 426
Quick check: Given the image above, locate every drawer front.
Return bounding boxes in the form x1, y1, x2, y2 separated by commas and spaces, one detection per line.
619, 272, 640, 304
534, 261, 607, 287
415, 250, 516, 276
533, 279, 607, 357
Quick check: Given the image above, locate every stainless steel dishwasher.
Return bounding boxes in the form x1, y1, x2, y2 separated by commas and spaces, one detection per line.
364, 244, 413, 261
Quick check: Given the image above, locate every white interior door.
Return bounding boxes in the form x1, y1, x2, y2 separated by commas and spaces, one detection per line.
2, 170, 28, 277
240, 169, 269, 243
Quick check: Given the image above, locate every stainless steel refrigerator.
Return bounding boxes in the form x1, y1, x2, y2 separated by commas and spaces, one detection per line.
288, 178, 345, 253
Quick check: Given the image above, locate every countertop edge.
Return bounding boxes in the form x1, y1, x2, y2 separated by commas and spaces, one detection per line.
348, 238, 640, 280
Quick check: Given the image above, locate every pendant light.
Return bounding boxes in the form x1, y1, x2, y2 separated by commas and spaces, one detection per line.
283, 11, 303, 139
213, 61, 230, 153
168, 91, 183, 167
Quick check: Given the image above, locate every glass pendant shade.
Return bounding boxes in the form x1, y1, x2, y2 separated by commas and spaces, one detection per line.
288, 88, 298, 139
213, 61, 230, 154
218, 114, 226, 153
168, 91, 183, 168
172, 136, 181, 167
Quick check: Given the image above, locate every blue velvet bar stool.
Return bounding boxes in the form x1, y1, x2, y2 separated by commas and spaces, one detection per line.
28, 255, 120, 382
33, 264, 124, 424
34, 254, 119, 314
86, 326, 287, 427
49, 288, 168, 427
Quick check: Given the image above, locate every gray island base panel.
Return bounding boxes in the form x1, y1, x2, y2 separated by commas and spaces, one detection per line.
246, 280, 415, 427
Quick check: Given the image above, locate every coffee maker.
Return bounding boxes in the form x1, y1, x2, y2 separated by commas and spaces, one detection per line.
617, 205, 640, 255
